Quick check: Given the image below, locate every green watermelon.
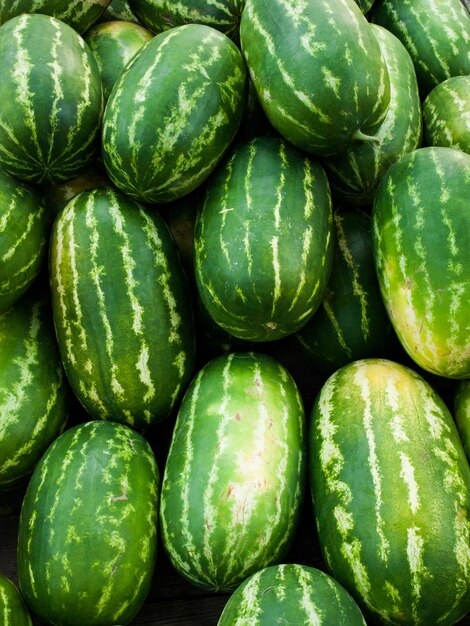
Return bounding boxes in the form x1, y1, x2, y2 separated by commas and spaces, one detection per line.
17, 420, 160, 626
295, 207, 390, 373
85, 19, 153, 102
354, 0, 375, 12
0, 575, 32, 626
372, 147, 470, 379
100, 0, 138, 23
160, 352, 306, 591
49, 186, 196, 431
217, 564, 367, 625
0, 0, 111, 33
239, 0, 391, 157
194, 136, 334, 342
324, 24, 422, 206
0, 286, 69, 491
102, 23, 248, 204
0, 14, 103, 184
310, 358, 470, 625
0, 169, 48, 313
423, 76, 470, 156
455, 381, 470, 461
371, 0, 470, 97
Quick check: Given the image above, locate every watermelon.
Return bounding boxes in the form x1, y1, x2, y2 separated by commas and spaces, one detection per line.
100, 0, 138, 23
0, 169, 48, 313
102, 23, 248, 204
310, 358, 470, 625
324, 24, 422, 206
0, 14, 103, 184
217, 563, 367, 625
455, 381, 470, 461
423, 76, 470, 156
17, 420, 160, 626
85, 19, 153, 102
0, 286, 69, 491
354, 0, 375, 12
372, 146, 470, 379
49, 186, 196, 431
0, 575, 32, 626
371, 0, 470, 97
128, 0, 245, 41
194, 136, 334, 342
0, 0, 111, 34
160, 352, 306, 592
295, 207, 390, 373
239, 0, 391, 157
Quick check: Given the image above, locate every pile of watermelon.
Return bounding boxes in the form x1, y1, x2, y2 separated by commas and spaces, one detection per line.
0, 0, 469, 624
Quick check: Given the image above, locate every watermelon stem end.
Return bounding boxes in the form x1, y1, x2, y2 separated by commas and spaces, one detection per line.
352, 129, 381, 144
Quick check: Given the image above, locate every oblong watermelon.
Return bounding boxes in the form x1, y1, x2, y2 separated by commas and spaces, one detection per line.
160, 352, 306, 591
0, 575, 32, 626
49, 186, 196, 431
310, 358, 470, 625
17, 420, 160, 626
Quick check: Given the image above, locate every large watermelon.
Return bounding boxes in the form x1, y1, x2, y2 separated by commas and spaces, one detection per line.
160, 352, 306, 591
102, 23, 248, 203
0, 14, 103, 184
17, 420, 160, 626
310, 358, 470, 625
194, 136, 334, 342
0, 1, 111, 33
372, 147, 470, 379
49, 186, 196, 431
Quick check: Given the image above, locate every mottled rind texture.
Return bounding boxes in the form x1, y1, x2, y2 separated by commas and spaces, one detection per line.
0, 575, 32, 626
310, 358, 470, 625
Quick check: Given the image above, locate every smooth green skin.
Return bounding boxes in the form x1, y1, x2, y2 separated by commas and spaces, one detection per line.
18, 421, 160, 626
128, 0, 245, 41
218, 564, 367, 625
295, 208, 390, 373
324, 24, 422, 206
0, 575, 33, 626
372, 147, 470, 379
423, 76, 470, 156
49, 187, 196, 431
85, 20, 153, 102
0, 0, 110, 33
0, 169, 48, 313
160, 352, 306, 592
455, 381, 470, 462
100, 0, 138, 23
240, 0, 391, 158
102, 23, 248, 204
195, 136, 334, 342
0, 14, 103, 184
0, 287, 69, 490
371, 0, 470, 98
310, 358, 470, 625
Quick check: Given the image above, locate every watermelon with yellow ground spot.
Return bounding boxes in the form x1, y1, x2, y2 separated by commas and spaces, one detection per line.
17, 420, 160, 626
160, 352, 306, 592
372, 146, 470, 379
310, 358, 470, 625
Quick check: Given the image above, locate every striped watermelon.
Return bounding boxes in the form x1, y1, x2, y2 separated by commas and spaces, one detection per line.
217, 564, 367, 625
17, 420, 160, 626
324, 24, 422, 206
85, 20, 153, 102
455, 381, 470, 461
423, 76, 470, 156
0, 14, 103, 184
0, 286, 69, 491
0, 169, 48, 314
371, 0, 470, 97
49, 186, 196, 431
160, 352, 306, 591
100, 0, 138, 23
0, 575, 32, 626
128, 0, 245, 41
194, 136, 334, 342
372, 147, 470, 379
102, 23, 248, 204
295, 207, 390, 373
239, 0, 391, 157
310, 358, 470, 625
0, 0, 111, 33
